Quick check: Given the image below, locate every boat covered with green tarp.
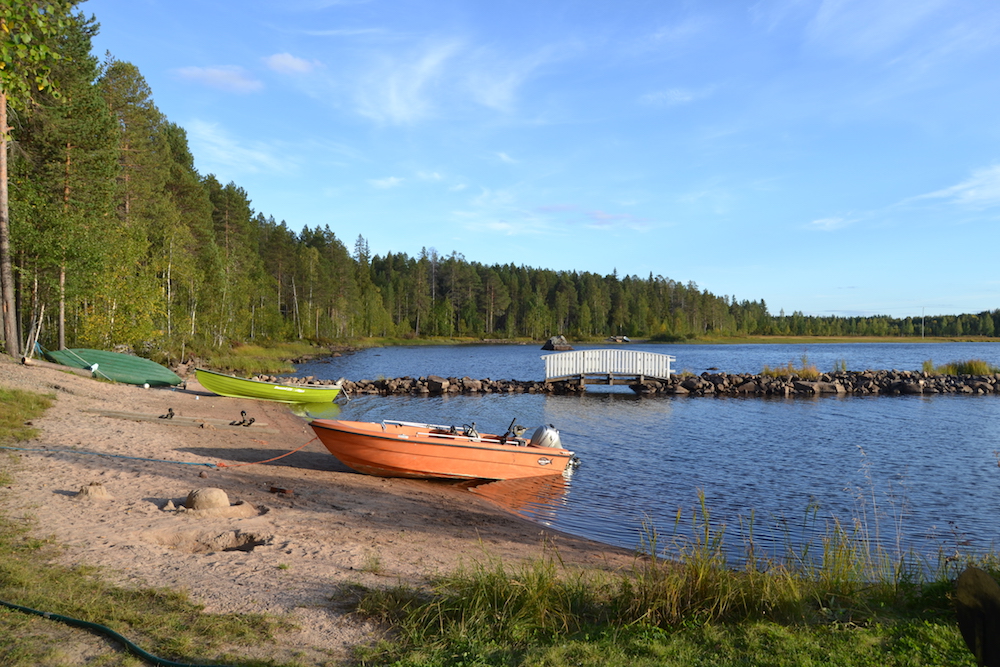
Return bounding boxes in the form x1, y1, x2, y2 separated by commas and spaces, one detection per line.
195, 368, 343, 403
37, 345, 183, 387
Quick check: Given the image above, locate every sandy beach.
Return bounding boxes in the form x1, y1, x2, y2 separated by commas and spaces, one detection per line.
0, 354, 633, 664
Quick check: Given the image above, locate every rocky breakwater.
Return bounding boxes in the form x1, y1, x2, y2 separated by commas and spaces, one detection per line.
335, 371, 1000, 398
632, 370, 1000, 397
341, 375, 578, 396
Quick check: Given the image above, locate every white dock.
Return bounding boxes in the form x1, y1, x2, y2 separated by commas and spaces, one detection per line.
541, 349, 675, 385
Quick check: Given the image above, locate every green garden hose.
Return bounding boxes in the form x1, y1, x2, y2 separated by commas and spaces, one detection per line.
0, 598, 232, 666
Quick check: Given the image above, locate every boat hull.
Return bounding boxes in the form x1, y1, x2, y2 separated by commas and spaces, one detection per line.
195, 368, 342, 403
39, 347, 182, 387
309, 419, 575, 480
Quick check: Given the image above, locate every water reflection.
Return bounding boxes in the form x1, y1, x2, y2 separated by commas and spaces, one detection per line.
467, 474, 572, 526
287, 402, 342, 420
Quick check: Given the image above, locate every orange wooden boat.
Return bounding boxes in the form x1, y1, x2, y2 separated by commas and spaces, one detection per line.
308, 419, 577, 480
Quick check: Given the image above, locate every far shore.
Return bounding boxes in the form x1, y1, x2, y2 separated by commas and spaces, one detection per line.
345, 334, 1000, 349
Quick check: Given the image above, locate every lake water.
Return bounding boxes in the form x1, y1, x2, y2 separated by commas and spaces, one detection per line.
293, 342, 1000, 563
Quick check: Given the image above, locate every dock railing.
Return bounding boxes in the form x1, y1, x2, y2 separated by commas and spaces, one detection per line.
541, 349, 675, 384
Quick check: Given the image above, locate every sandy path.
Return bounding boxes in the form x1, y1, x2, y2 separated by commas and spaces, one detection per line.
0, 354, 633, 664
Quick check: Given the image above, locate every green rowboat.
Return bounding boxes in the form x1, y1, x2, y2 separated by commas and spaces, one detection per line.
195, 368, 343, 403
37, 345, 183, 387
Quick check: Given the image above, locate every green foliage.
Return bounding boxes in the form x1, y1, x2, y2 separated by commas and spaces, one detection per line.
0, 1, 74, 108
922, 358, 1000, 375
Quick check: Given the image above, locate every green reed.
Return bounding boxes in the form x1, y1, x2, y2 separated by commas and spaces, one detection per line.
761, 354, 820, 380
921, 358, 1000, 375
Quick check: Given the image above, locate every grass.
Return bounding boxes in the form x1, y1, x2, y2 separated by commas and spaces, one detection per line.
202, 341, 322, 374
0, 385, 299, 666
921, 358, 1000, 375
0, 387, 54, 443
353, 491, 982, 667
761, 355, 821, 380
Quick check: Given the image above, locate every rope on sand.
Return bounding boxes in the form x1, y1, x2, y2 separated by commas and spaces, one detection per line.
214, 436, 319, 468
0, 436, 322, 469
0, 445, 217, 467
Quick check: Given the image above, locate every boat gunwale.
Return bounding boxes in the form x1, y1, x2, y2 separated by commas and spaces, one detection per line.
194, 367, 343, 392
310, 419, 575, 458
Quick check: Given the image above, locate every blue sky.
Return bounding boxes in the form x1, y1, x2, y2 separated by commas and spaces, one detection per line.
81, 0, 999, 318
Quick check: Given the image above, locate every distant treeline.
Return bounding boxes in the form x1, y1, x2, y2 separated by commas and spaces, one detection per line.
3, 8, 997, 357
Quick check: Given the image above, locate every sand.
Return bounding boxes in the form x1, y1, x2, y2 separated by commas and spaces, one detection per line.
0, 354, 633, 664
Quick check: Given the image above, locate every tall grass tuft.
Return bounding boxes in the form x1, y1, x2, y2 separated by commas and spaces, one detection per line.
922, 358, 1000, 375
762, 354, 820, 380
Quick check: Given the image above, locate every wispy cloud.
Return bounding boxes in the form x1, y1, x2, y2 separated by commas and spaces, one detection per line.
640, 86, 714, 107
301, 27, 385, 37
354, 40, 462, 124
264, 53, 320, 74
174, 66, 263, 93
629, 16, 707, 55
916, 165, 1000, 209
496, 152, 518, 164
585, 210, 651, 230
186, 120, 288, 174
808, 216, 854, 231
346, 36, 565, 124
368, 176, 404, 189
804, 0, 949, 59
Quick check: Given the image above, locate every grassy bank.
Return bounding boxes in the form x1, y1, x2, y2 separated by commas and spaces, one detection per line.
683, 334, 1000, 345
353, 500, 985, 666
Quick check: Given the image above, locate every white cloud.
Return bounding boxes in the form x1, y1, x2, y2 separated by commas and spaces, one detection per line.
585, 210, 651, 231
640, 86, 714, 107
369, 176, 404, 189
354, 40, 462, 124
496, 152, 517, 164
174, 66, 263, 93
302, 28, 384, 37
264, 53, 319, 74
417, 171, 443, 181
917, 165, 1000, 209
186, 120, 288, 174
804, 0, 949, 59
808, 216, 852, 231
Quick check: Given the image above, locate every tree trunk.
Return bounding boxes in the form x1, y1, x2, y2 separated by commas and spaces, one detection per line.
59, 266, 66, 349
0, 91, 20, 357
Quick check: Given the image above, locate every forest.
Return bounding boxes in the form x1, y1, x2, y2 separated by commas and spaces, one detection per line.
1, 4, 998, 361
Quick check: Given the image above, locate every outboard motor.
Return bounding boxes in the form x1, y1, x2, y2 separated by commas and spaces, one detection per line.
529, 424, 562, 449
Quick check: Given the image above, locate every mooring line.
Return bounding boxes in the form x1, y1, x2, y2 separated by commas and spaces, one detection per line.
0, 436, 321, 469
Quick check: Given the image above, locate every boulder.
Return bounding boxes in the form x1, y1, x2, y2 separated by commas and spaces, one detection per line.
426, 375, 450, 393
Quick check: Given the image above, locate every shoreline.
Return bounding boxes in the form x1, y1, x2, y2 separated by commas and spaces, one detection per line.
0, 354, 635, 663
